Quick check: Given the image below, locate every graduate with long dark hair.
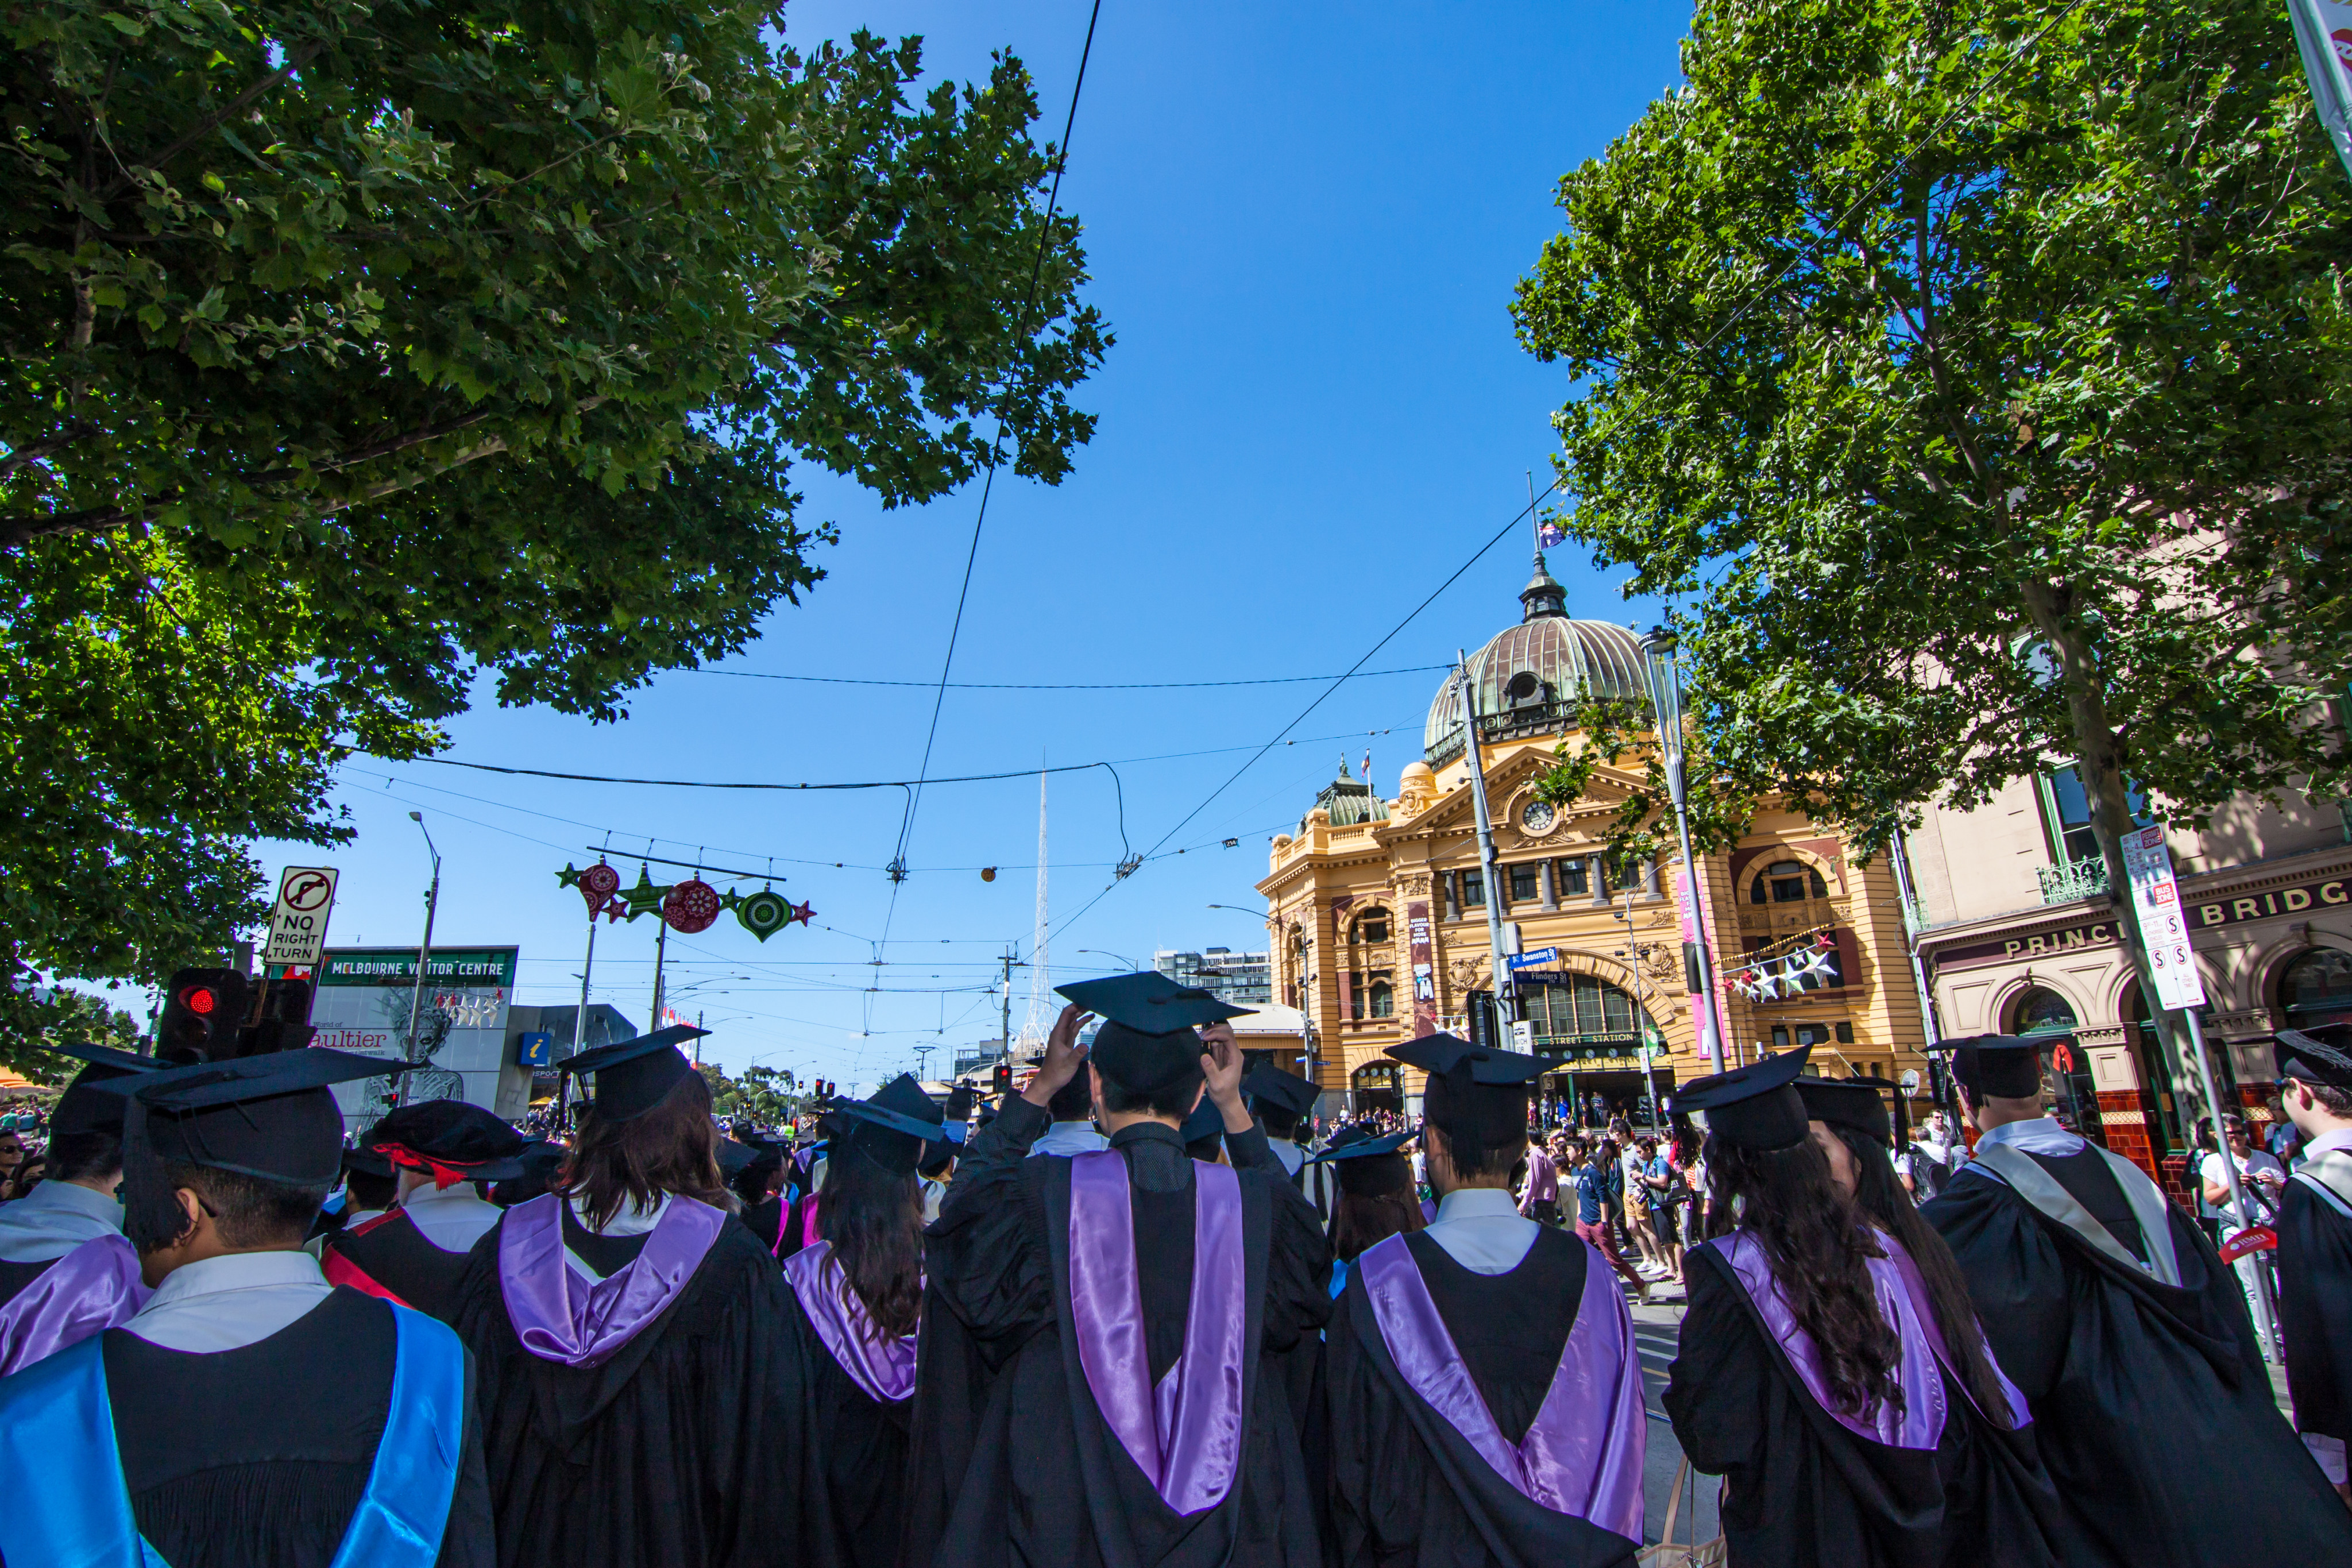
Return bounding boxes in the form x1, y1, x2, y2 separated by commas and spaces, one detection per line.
1662, 1049, 2065, 1568
449, 1026, 818, 1568
778, 1075, 949, 1568
1314, 1126, 1424, 1296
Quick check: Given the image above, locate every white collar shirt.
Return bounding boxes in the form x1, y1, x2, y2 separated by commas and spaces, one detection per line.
1965, 1117, 2086, 1187
1029, 1121, 1111, 1158
0, 1178, 124, 1264
401, 1184, 504, 1254
1422, 1187, 1540, 1276
123, 1250, 334, 1354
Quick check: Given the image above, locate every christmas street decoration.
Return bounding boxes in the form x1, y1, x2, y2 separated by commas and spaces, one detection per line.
557, 860, 814, 939
734, 887, 793, 941
662, 877, 723, 934
1731, 930, 1840, 1003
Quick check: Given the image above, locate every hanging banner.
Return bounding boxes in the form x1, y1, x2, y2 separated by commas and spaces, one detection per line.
2289, 0, 2352, 182
2120, 825, 2208, 1011
1671, 866, 1725, 1061
1407, 900, 1437, 1038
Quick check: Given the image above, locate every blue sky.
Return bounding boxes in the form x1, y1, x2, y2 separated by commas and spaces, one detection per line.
226, 1, 1690, 1094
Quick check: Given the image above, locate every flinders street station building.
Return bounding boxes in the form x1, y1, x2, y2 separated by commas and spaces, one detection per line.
1257, 555, 1929, 1125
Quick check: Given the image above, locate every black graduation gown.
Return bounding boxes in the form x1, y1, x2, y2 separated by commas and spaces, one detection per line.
2277, 1172, 2352, 1446
0, 1288, 496, 1568
739, 1195, 791, 1259
1324, 1226, 1639, 1568
1662, 1242, 2064, 1568
0, 1256, 55, 1307
783, 1284, 916, 1568
903, 1097, 1331, 1568
322, 1210, 474, 1322
1923, 1164, 2352, 1566
447, 1204, 828, 1568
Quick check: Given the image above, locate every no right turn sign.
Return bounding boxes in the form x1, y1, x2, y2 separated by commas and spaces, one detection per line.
263, 866, 340, 968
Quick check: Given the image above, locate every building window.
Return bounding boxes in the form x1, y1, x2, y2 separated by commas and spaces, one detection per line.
1350, 910, 1389, 945
1751, 860, 1829, 904
1557, 858, 1590, 897
1770, 1025, 1790, 1050
1523, 973, 1651, 1048
2281, 948, 2352, 1029
1834, 1022, 1855, 1044
2014, 987, 2078, 1036
1509, 863, 1541, 902
2039, 764, 2152, 865
1461, 870, 1485, 909
1369, 980, 1394, 1018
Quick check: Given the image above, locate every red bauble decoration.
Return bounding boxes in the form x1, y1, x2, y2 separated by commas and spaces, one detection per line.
578, 862, 621, 914
662, 877, 722, 933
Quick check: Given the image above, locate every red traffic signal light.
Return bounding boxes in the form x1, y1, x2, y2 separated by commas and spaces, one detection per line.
160, 967, 248, 1061
991, 1063, 1013, 1096
180, 983, 218, 1015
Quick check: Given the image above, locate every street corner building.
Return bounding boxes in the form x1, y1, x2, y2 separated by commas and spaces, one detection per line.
1908, 768, 2352, 1200
1256, 556, 1932, 1119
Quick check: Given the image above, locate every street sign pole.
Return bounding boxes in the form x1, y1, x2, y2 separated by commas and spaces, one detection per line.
1456, 651, 1519, 1037
2121, 825, 2280, 1359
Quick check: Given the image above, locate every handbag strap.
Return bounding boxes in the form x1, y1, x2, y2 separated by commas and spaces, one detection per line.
1658, 1455, 1690, 1547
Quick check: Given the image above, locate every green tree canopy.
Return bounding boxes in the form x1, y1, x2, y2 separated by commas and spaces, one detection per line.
1514, 0, 2352, 1033
2, 2, 1109, 1020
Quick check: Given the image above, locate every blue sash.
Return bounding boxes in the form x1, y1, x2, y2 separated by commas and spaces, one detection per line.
0, 1301, 465, 1568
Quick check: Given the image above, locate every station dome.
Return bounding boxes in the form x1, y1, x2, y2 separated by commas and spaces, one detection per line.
1423, 553, 1650, 767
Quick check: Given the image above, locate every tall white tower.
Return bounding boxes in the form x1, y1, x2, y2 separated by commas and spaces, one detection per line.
1019, 769, 1055, 1051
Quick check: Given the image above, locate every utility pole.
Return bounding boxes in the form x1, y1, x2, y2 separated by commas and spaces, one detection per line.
401, 813, 441, 1108
1455, 650, 1517, 1038
1638, 628, 1727, 1073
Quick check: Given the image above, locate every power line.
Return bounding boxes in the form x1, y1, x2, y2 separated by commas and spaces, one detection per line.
684, 663, 1451, 692
1049, 477, 1562, 941
891, 0, 1107, 896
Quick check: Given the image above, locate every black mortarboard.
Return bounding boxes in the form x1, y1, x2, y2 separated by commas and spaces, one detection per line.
1322, 1127, 1418, 1197
40, 1040, 171, 1137
1057, 972, 1242, 1096
1386, 1033, 1555, 1086
715, 1138, 759, 1181
2276, 1025, 2352, 1090
1180, 1097, 1226, 1157
1673, 1045, 1813, 1152
1795, 1075, 1894, 1146
831, 1073, 951, 1175
492, 1140, 569, 1207
1940, 1034, 2047, 1101
1309, 1126, 1415, 1163
368, 1098, 529, 1182
556, 1024, 708, 1121
342, 1146, 396, 1181
1242, 1064, 1320, 1121
1389, 1034, 1547, 1154
84, 1049, 409, 1244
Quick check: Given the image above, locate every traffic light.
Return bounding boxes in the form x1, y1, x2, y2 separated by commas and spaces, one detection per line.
238, 977, 316, 1056
159, 968, 248, 1063
991, 1063, 1013, 1098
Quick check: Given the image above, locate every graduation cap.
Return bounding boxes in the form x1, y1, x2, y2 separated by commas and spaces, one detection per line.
829, 1073, 952, 1176
1242, 1064, 1320, 1129
492, 1140, 569, 1207
715, 1138, 760, 1181
40, 1039, 172, 1138
1936, 1034, 2047, 1101
1056, 972, 1243, 1094
1180, 1096, 1226, 1157
1673, 1045, 1813, 1152
2276, 1025, 2352, 1090
1388, 1033, 1550, 1154
83, 1049, 408, 1243
1794, 1075, 1894, 1146
555, 1024, 708, 1122
1310, 1125, 1417, 1196
342, 1145, 396, 1181
368, 1098, 530, 1184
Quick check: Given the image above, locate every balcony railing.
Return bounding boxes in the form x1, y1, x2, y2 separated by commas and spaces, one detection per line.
2036, 855, 2110, 905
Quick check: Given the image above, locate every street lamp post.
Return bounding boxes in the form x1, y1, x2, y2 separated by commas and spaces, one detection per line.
401, 812, 441, 1107
1455, 650, 1518, 1040
1076, 948, 1141, 972
1637, 627, 1727, 1074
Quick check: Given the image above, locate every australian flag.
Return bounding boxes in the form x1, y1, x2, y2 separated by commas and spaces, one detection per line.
1537, 518, 1568, 549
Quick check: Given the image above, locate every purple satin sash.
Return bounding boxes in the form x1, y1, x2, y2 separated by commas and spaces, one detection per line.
1878, 1233, 2032, 1430
782, 1240, 918, 1403
1710, 1230, 1946, 1449
0, 1234, 149, 1377
497, 1194, 725, 1368
1067, 1150, 1247, 1516
1358, 1233, 1647, 1539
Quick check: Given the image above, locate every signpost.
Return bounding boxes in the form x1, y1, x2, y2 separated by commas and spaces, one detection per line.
1506, 948, 1559, 971
261, 866, 338, 968
2119, 824, 2279, 1357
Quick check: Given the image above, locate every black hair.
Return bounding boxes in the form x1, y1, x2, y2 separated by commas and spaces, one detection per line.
816, 1125, 926, 1338
559, 1071, 728, 1230
2293, 1078, 2352, 1117
1829, 1125, 2014, 1426
1095, 1061, 1205, 1121
1047, 1074, 1095, 1122
1422, 1073, 1528, 1179
45, 1130, 122, 1184
1702, 1136, 1904, 1420
125, 1162, 327, 1252
1330, 1152, 1423, 1262
344, 1165, 401, 1212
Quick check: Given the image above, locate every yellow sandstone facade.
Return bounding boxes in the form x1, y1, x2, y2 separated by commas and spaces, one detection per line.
1254, 558, 1931, 1116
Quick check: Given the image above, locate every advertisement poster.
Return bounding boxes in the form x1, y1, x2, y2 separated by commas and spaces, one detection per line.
302, 947, 520, 1136
1407, 900, 1436, 1038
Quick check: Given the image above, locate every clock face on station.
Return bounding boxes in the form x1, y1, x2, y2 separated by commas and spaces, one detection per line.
1519, 798, 1557, 835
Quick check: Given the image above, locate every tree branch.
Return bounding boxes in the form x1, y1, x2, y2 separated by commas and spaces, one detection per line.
99, 44, 325, 201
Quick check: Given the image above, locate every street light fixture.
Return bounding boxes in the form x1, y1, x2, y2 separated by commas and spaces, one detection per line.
1076, 948, 1140, 972
401, 812, 441, 1107
1637, 625, 1726, 1073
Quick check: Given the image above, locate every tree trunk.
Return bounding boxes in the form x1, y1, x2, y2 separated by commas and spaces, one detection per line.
2017, 581, 2195, 1119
